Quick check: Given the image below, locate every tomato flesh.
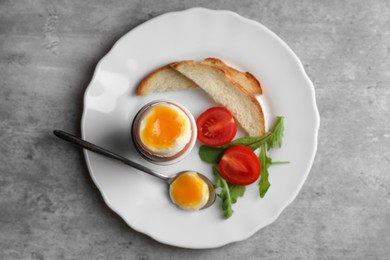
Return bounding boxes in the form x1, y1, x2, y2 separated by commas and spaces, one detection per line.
196, 107, 237, 146
218, 145, 261, 186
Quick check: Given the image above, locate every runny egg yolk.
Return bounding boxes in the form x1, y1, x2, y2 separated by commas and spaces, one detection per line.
169, 171, 209, 211
140, 105, 188, 151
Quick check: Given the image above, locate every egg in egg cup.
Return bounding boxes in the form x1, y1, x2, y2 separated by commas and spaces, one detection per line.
132, 100, 197, 165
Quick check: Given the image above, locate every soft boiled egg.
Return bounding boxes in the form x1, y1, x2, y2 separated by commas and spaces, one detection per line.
139, 103, 191, 156
132, 101, 197, 165
169, 171, 210, 211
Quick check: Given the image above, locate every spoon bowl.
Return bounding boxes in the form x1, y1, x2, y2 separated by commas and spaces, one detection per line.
53, 130, 216, 210
168, 171, 216, 210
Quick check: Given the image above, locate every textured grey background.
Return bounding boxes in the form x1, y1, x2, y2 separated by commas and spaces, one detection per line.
1, 0, 389, 259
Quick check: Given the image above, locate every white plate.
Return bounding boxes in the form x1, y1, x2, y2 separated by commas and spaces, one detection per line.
81, 8, 320, 249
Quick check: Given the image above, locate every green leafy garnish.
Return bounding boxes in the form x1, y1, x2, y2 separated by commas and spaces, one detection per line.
199, 134, 271, 164
213, 166, 245, 219
228, 134, 271, 148
245, 134, 272, 151
266, 116, 285, 150
199, 116, 288, 218
258, 143, 272, 197
199, 146, 225, 164
258, 117, 289, 198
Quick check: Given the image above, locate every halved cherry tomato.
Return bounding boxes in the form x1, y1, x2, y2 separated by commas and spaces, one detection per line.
196, 107, 237, 147
218, 145, 261, 186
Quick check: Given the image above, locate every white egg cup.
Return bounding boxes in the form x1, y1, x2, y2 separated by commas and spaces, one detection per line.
131, 100, 197, 165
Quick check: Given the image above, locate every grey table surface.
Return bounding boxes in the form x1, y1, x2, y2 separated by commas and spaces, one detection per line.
1, 0, 389, 259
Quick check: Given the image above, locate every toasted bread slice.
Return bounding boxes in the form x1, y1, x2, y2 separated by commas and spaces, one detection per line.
136, 64, 197, 96
201, 58, 262, 94
171, 60, 265, 136
136, 58, 262, 96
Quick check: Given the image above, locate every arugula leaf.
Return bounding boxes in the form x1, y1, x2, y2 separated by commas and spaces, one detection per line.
266, 116, 285, 150
271, 161, 290, 165
259, 170, 270, 198
229, 185, 246, 204
258, 143, 272, 198
226, 134, 271, 150
199, 145, 225, 164
258, 142, 289, 198
245, 134, 272, 151
213, 166, 245, 218
213, 166, 233, 218
199, 134, 272, 164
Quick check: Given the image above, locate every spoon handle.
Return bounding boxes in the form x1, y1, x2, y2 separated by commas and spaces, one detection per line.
53, 130, 169, 181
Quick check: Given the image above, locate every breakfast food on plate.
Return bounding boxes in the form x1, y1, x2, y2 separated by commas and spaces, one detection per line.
169, 171, 210, 211
132, 100, 197, 165
133, 58, 288, 218
136, 64, 197, 95
218, 145, 261, 186
197, 113, 288, 218
200, 58, 262, 95
136, 57, 262, 95
171, 60, 265, 136
196, 107, 237, 146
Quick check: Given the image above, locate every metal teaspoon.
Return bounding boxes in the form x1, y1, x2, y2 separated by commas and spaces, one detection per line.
53, 130, 216, 210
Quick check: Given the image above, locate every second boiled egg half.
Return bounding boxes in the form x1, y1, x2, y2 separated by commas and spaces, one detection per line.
169, 171, 210, 211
